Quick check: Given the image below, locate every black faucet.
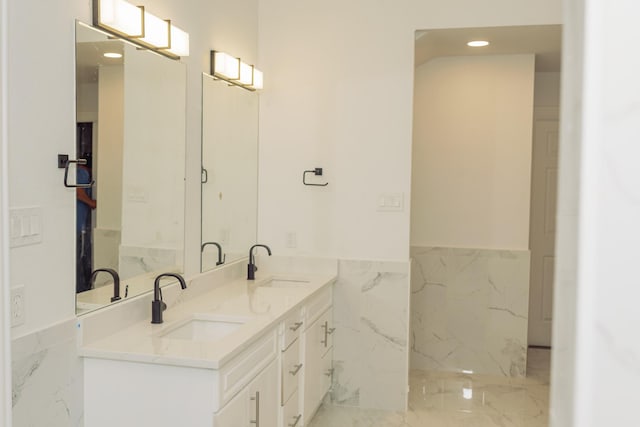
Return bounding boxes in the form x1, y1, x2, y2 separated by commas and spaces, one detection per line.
202, 241, 226, 266
90, 268, 121, 303
247, 244, 272, 280
151, 273, 187, 324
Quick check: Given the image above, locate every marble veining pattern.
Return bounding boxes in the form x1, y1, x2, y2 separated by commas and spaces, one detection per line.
11, 318, 83, 426
331, 260, 410, 411
310, 348, 550, 427
410, 247, 530, 377
118, 245, 182, 279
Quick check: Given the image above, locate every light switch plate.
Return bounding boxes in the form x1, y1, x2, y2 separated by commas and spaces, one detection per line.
9, 207, 43, 247
376, 193, 404, 212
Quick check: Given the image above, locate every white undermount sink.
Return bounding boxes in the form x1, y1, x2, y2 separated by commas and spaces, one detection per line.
259, 277, 311, 288
160, 314, 250, 342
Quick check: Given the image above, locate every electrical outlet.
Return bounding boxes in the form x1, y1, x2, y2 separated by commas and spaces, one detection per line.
11, 285, 26, 327
285, 231, 297, 248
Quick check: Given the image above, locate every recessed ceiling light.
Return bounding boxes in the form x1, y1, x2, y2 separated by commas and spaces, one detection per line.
467, 40, 490, 47
103, 52, 122, 59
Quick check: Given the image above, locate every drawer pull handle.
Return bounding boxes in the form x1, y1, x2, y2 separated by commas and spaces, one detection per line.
289, 363, 303, 376
289, 322, 303, 332
250, 391, 260, 426
289, 414, 302, 427
327, 327, 336, 335
321, 321, 328, 346
324, 368, 334, 377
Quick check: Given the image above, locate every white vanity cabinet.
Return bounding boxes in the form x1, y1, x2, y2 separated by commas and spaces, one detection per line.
82, 276, 336, 427
301, 288, 334, 425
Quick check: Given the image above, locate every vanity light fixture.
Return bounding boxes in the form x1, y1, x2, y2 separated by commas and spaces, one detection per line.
140, 11, 171, 48
92, 0, 189, 60
95, 0, 144, 38
211, 50, 263, 91
467, 40, 490, 47
103, 52, 123, 58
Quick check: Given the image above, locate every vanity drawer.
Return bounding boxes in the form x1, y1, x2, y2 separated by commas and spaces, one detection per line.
219, 329, 278, 407
281, 308, 303, 351
282, 389, 302, 427
281, 338, 301, 405
303, 286, 332, 327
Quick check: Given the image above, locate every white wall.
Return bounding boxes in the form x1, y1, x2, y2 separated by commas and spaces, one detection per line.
257, 0, 561, 261
411, 54, 535, 250
551, 0, 640, 426
8, 0, 91, 337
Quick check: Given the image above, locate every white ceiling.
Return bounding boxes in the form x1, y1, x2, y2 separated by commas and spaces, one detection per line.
76, 23, 125, 84
415, 25, 562, 72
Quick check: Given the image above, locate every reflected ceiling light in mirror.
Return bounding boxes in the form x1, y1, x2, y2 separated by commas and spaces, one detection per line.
211, 50, 263, 92
463, 387, 473, 400
467, 40, 490, 47
103, 52, 123, 58
93, 0, 189, 59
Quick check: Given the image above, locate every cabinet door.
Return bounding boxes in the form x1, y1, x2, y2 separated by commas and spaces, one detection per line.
215, 359, 278, 427
213, 387, 248, 427
302, 308, 332, 424
248, 358, 279, 427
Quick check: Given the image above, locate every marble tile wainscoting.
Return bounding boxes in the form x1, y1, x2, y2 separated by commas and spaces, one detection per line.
410, 247, 530, 377
11, 318, 83, 426
331, 259, 411, 411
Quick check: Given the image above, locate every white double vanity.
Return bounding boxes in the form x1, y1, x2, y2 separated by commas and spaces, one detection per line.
78, 261, 335, 427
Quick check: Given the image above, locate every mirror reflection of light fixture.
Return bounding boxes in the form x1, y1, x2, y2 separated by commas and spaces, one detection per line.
92, 0, 189, 60
210, 50, 263, 92
463, 387, 473, 400
103, 52, 123, 58
467, 40, 490, 47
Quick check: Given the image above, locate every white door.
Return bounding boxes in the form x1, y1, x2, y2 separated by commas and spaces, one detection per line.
528, 118, 559, 347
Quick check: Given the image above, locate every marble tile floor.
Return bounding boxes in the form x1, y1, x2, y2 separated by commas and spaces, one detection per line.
309, 348, 550, 427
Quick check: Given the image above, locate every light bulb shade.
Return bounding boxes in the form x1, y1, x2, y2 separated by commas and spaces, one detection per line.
239, 62, 254, 85
250, 69, 263, 90
213, 51, 240, 80
167, 25, 189, 56
140, 11, 170, 48
96, 0, 143, 37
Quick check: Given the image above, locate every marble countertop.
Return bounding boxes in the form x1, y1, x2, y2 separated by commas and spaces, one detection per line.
79, 273, 335, 370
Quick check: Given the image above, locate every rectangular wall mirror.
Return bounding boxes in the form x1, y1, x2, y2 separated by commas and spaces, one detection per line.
201, 74, 258, 272
75, 21, 186, 314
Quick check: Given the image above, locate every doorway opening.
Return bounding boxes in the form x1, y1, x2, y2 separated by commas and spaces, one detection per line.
408, 24, 562, 425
